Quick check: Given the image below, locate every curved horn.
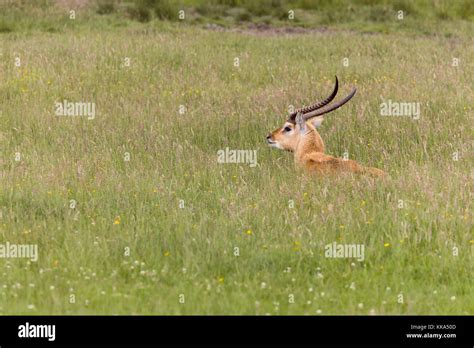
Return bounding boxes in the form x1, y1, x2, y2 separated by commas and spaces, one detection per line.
288, 76, 339, 122
302, 88, 357, 121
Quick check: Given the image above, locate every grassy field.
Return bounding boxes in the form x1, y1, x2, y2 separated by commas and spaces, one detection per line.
0, 1, 473, 315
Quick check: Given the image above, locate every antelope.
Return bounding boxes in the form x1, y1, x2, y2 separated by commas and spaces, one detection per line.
266, 77, 385, 177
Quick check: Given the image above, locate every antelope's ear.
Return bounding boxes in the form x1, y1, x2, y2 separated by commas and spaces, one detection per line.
309, 116, 325, 129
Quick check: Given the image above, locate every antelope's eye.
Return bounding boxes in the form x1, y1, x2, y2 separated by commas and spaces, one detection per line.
283, 126, 292, 132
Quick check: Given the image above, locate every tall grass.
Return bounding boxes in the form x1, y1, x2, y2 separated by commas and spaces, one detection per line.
1, 0, 473, 33
0, 4, 472, 315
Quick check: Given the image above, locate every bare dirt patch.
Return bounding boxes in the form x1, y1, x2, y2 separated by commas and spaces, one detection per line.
203, 22, 336, 36
55, 0, 91, 9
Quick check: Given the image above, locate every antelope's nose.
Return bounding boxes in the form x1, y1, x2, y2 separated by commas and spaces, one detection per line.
266, 134, 272, 140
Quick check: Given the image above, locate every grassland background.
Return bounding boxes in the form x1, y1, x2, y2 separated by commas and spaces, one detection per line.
0, 0, 473, 314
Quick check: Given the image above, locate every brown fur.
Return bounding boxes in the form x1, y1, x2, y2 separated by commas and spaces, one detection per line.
268, 119, 385, 177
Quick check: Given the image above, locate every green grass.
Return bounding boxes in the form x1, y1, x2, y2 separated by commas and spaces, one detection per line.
2, 0, 474, 36
0, 3, 473, 315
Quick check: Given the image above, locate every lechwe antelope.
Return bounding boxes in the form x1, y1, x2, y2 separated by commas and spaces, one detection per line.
266, 77, 384, 177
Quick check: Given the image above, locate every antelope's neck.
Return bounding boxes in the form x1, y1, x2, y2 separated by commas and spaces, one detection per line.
295, 130, 325, 161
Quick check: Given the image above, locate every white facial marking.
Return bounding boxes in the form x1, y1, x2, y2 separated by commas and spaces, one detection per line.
269, 142, 284, 149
